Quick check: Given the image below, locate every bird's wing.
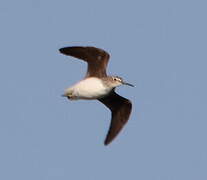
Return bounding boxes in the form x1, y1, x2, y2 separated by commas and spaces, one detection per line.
59, 46, 110, 78
98, 91, 132, 145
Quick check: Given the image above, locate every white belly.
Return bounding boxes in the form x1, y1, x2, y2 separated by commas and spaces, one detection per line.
66, 77, 111, 100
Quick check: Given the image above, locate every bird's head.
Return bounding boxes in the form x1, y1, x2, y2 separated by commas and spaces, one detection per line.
109, 76, 134, 88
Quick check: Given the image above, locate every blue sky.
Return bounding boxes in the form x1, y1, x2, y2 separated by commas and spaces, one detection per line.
0, 0, 207, 179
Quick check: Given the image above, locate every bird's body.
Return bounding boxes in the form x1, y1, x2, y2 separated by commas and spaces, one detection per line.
59, 46, 134, 145
64, 77, 113, 100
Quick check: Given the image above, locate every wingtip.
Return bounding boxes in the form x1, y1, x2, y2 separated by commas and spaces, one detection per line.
59, 46, 81, 55
104, 138, 112, 146
104, 141, 109, 146
59, 47, 65, 54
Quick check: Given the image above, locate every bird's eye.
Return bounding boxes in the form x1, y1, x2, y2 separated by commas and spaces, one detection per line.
113, 77, 120, 81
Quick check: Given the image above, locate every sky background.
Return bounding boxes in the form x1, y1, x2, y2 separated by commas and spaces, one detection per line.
0, 0, 207, 179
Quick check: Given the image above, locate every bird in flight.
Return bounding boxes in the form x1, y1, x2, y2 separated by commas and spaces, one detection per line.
59, 46, 134, 145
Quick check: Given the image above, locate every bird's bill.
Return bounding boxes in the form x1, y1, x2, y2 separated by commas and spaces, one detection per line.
123, 81, 135, 87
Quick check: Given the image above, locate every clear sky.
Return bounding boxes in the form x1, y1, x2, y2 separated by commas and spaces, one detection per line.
0, 0, 207, 179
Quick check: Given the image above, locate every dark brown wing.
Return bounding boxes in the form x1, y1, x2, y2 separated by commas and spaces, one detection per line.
98, 91, 132, 145
59, 46, 110, 78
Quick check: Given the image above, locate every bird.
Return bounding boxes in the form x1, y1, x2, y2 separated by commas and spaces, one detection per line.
59, 46, 134, 145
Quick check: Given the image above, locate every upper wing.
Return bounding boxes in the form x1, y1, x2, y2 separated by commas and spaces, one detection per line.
98, 91, 132, 145
59, 46, 110, 78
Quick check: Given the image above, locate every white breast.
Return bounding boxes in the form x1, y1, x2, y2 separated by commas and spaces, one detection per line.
67, 77, 111, 99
